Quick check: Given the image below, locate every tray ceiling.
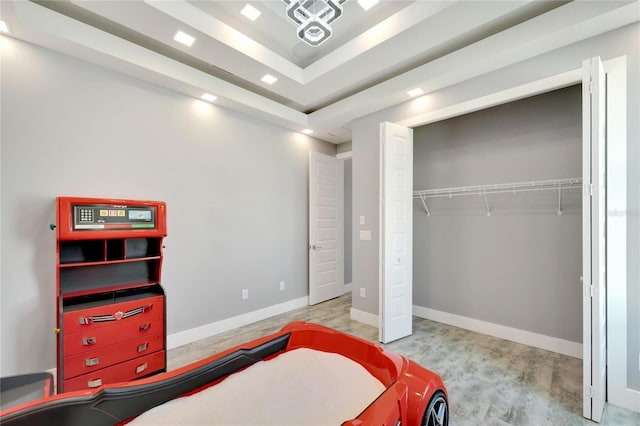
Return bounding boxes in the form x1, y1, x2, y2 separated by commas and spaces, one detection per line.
1, 1, 638, 143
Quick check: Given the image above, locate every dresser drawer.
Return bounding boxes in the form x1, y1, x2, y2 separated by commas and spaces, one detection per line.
63, 296, 163, 334
63, 311, 163, 357
63, 333, 164, 380
62, 351, 165, 393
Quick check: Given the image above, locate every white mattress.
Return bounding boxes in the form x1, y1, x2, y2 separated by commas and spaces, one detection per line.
129, 348, 386, 425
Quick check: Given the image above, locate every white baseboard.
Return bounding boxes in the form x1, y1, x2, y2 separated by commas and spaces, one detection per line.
343, 282, 352, 294
350, 308, 378, 328
413, 305, 582, 359
167, 296, 309, 350
609, 388, 640, 414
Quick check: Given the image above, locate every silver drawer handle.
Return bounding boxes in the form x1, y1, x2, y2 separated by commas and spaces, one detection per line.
135, 362, 148, 374
85, 357, 100, 367
79, 304, 153, 325
87, 378, 102, 388
82, 337, 97, 346
137, 342, 149, 353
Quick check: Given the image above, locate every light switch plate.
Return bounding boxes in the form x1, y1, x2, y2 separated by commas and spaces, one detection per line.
359, 216, 365, 225
359, 230, 371, 240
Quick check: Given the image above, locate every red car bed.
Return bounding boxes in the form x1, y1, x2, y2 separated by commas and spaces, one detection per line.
0, 322, 448, 426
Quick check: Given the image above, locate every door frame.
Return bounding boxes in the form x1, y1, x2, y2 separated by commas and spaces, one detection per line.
599, 57, 637, 413
391, 55, 631, 414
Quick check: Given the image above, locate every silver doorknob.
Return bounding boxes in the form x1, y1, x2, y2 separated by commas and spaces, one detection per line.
311, 244, 323, 250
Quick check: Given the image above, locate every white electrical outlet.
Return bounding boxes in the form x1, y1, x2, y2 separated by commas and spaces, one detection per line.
360, 287, 366, 298
280, 281, 285, 291
242, 289, 249, 300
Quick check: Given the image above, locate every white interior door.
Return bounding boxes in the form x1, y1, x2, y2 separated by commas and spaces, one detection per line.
309, 151, 344, 305
379, 122, 413, 344
582, 56, 607, 422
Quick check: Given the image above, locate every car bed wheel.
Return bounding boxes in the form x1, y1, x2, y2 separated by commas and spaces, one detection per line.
422, 391, 448, 426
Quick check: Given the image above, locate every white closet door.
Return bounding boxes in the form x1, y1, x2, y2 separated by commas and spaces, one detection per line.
582, 56, 606, 422
309, 151, 344, 305
379, 122, 413, 344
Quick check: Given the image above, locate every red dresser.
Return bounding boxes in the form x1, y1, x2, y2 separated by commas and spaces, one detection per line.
55, 197, 167, 393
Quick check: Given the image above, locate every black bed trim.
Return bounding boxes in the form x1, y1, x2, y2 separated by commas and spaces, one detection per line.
1, 333, 290, 426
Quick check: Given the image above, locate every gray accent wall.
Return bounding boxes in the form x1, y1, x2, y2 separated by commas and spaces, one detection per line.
0, 38, 335, 375
351, 23, 639, 390
344, 159, 352, 285
413, 86, 582, 343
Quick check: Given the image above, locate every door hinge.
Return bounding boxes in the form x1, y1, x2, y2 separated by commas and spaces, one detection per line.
589, 81, 594, 94
584, 283, 593, 298
585, 385, 594, 398
590, 183, 594, 196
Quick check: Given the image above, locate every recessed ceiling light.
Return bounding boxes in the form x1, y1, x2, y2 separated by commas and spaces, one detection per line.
261, 74, 278, 85
201, 93, 217, 103
174, 30, 195, 47
241, 4, 261, 21
0, 20, 9, 34
408, 88, 425, 97
302, 129, 314, 135
358, 0, 379, 11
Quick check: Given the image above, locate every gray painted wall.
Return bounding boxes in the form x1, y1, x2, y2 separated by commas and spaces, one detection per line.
344, 159, 352, 285
352, 119, 382, 314
413, 86, 582, 343
0, 38, 335, 375
351, 23, 639, 390
337, 142, 352, 155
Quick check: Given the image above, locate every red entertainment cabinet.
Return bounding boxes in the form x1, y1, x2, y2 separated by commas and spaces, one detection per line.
55, 197, 167, 393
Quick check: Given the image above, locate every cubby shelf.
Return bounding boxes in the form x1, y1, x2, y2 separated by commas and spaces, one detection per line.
61, 281, 161, 300
59, 256, 161, 269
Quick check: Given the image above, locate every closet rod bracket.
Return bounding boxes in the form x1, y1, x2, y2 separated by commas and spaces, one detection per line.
418, 193, 430, 216
557, 185, 563, 216
482, 191, 491, 216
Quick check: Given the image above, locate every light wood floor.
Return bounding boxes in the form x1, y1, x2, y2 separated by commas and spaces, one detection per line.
168, 295, 640, 426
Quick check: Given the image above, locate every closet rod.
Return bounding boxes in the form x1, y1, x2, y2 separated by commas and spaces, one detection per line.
413, 178, 582, 199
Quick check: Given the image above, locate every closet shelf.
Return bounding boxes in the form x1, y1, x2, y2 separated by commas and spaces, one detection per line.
413, 177, 582, 216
